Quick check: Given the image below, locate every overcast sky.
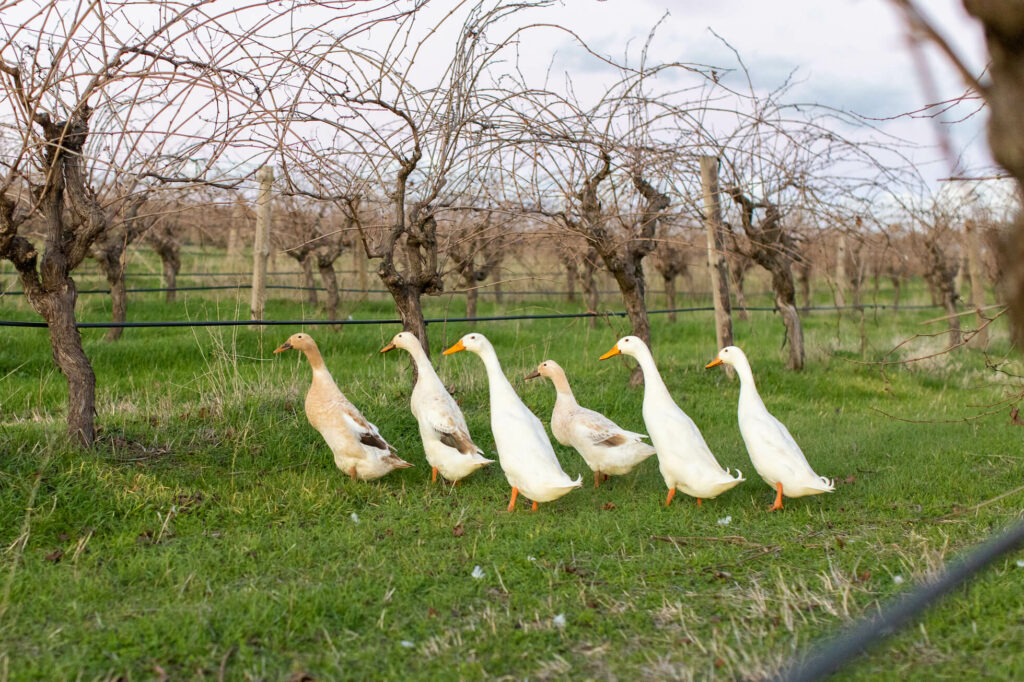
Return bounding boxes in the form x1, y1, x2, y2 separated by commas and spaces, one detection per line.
498, 0, 992, 182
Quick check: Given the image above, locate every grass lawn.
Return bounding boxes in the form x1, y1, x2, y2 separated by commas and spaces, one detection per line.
1, 270, 1023, 680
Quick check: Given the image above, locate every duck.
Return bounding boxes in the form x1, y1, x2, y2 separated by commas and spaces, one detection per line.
600, 336, 743, 506
706, 346, 833, 511
525, 359, 655, 488
380, 331, 493, 483
274, 332, 412, 480
443, 333, 581, 511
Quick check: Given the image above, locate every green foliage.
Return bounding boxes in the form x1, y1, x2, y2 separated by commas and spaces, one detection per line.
1, 281, 1022, 680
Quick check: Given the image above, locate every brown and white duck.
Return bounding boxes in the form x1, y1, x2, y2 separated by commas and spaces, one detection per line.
526, 359, 655, 488
274, 332, 412, 480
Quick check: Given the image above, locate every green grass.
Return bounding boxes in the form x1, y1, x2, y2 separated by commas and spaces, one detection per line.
1, 269, 1023, 680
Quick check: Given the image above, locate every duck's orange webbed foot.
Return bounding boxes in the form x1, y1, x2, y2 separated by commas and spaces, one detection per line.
507, 487, 519, 512
665, 488, 676, 507
768, 482, 784, 512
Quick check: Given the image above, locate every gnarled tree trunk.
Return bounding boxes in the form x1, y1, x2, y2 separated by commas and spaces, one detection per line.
148, 223, 181, 303
728, 188, 805, 370
301, 253, 318, 306
30, 284, 96, 442
663, 274, 676, 321
923, 239, 962, 346
0, 111, 108, 445
318, 260, 339, 323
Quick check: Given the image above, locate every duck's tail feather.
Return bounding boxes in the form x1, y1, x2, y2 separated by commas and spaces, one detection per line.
727, 467, 745, 482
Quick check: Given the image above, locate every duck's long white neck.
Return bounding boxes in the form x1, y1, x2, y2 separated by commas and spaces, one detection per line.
629, 347, 673, 404
476, 346, 519, 405
406, 342, 442, 388
731, 355, 765, 410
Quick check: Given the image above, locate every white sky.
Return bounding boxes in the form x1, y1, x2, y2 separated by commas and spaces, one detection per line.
0, 0, 994, 194
508, 0, 992, 181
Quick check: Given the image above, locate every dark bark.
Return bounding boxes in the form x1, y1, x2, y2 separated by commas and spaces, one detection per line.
890, 274, 902, 312
94, 247, 127, 342
582, 250, 600, 327
31, 284, 96, 444
960, 1, 1024, 343
93, 200, 148, 342
463, 276, 479, 319
796, 260, 812, 312
318, 260, 339, 323
148, 224, 181, 303
448, 214, 505, 321
727, 187, 805, 370
922, 239, 962, 345
0, 110, 105, 444
651, 241, 687, 323
729, 253, 752, 321
563, 257, 577, 302
563, 153, 669, 374
663, 275, 677, 322
301, 254, 318, 306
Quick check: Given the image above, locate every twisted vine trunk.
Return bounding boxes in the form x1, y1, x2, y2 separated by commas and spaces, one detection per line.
663, 274, 676, 322
730, 257, 751, 321
162, 253, 179, 303
771, 269, 804, 371
564, 258, 577, 302
463, 277, 479, 319
796, 260, 812, 312
923, 240, 962, 346
29, 280, 96, 443
95, 248, 128, 342
581, 254, 599, 328
728, 188, 804, 370
301, 254, 318, 306
318, 261, 339, 323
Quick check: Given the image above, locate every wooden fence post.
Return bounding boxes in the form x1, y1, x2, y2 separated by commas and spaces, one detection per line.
699, 155, 733, 354
965, 220, 988, 348
251, 165, 273, 322
835, 233, 848, 308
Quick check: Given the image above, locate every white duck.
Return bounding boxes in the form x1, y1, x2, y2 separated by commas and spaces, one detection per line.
380, 331, 493, 484
274, 333, 412, 480
706, 346, 833, 511
600, 336, 743, 506
443, 333, 581, 511
526, 359, 655, 488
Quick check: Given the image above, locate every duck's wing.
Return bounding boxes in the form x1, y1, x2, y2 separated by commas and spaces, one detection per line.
568, 407, 631, 447
422, 393, 482, 455
336, 397, 394, 453
745, 408, 813, 477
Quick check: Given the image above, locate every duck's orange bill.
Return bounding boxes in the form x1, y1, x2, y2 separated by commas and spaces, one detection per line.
273, 342, 292, 354
705, 357, 723, 368
379, 343, 396, 354
442, 339, 466, 355
598, 345, 620, 360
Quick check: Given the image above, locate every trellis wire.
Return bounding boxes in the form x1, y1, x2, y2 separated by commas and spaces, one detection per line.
0, 302, 940, 329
